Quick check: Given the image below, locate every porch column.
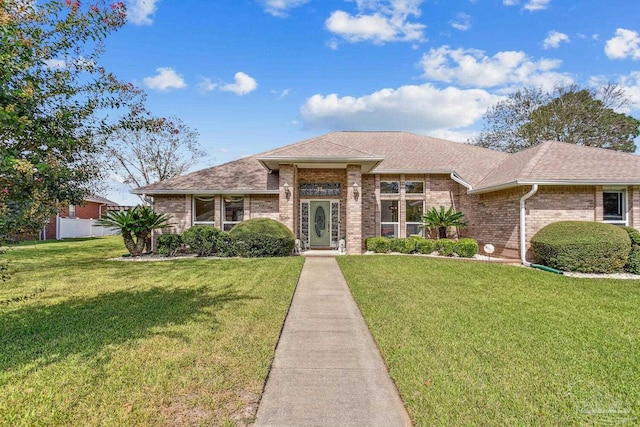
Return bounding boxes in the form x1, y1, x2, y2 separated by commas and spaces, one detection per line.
346, 165, 362, 254
631, 186, 640, 229
594, 186, 603, 221
279, 164, 295, 233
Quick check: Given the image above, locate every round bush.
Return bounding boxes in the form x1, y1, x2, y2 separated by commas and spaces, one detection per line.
435, 239, 456, 257
229, 218, 294, 257
182, 225, 221, 256
416, 239, 436, 254
531, 221, 631, 273
388, 238, 415, 254
156, 233, 183, 257
366, 237, 390, 253
455, 238, 478, 258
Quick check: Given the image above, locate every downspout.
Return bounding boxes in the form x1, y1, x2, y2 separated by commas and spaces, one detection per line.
520, 184, 538, 266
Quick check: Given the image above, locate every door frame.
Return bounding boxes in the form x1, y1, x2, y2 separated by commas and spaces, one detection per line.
300, 199, 340, 248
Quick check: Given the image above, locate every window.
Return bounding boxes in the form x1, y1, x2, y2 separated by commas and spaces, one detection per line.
603, 190, 626, 225
406, 200, 424, 236
380, 181, 399, 194
381, 200, 399, 238
223, 196, 244, 231
405, 181, 424, 194
193, 196, 215, 225
68, 204, 76, 219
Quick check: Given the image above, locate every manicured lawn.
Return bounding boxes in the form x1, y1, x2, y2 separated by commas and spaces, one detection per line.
337, 256, 640, 426
1, 237, 303, 426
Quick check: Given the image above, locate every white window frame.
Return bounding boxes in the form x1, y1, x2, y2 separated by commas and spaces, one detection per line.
380, 199, 399, 238
380, 181, 400, 194
192, 195, 216, 225
405, 199, 424, 237
602, 188, 628, 226
223, 196, 244, 231
68, 204, 76, 219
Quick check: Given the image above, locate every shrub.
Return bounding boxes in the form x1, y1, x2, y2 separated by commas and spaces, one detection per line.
182, 225, 222, 256
216, 232, 236, 257
435, 238, 456, 257
455, 238, 478, 258
366, 237, 390, 253
387, 238, 415, 254
625, 246, 640, 274
622, 226, 640, 246
229, 218, 294, 257
531, 221, 630, 273
416, 239, 436, 254
156, 233, 183, 257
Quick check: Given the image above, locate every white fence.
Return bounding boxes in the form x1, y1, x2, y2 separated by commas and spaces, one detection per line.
58, 218, 119, 239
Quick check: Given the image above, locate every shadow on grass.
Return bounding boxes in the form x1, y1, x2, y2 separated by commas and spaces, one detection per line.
0, 285, 255, 373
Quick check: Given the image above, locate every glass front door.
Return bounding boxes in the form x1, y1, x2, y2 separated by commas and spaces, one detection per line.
309, 201, 331, 247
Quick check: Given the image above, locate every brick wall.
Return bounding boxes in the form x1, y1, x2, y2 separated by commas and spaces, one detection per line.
346, 165, 362, 254
153, 195, 191, 235
248, 194, 279, 220
631, 186, 640, 228
361, 175, 377, 242
278, 165, 295, 233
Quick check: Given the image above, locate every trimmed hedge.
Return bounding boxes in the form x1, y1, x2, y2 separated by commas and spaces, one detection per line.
366, 237, 391, 253
417, 239, 436, 254
182, 226, 222, 256
229, 218, 294, 257
455, 238, 478, 258
156, 233, 183, 257
435, 239, 456, 257
531, 221, 631, 273
389, 238, 416, 254
622, 227, 640, 274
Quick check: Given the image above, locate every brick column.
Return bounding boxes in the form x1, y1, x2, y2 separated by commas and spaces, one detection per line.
631, 186, 640, 229
279, 164, 295, 233
346, 165, 362, 254
594, 186, 603, 221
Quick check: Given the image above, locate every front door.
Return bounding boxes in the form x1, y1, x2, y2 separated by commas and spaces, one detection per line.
309, 201, 331, 247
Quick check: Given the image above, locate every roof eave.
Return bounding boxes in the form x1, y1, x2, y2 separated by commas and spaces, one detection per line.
257, 156, 385, 173
131, 189, 279, 196
469, 179, 640, 194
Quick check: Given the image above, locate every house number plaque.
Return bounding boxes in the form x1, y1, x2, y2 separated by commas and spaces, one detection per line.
299, 183, 341, 197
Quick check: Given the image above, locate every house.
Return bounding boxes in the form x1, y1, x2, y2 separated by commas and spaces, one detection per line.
133, 131, 640, 260
42, 195, 121, 240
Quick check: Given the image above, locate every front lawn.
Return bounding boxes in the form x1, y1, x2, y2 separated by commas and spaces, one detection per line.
337, 256, 640, 426
1, 237, 303, 426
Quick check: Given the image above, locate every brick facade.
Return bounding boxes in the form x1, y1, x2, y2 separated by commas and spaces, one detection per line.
153, 176, 639, 258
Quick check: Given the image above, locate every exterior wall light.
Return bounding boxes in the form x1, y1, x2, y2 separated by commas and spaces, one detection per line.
352, 182, 359, 201
283, 182, 291, 200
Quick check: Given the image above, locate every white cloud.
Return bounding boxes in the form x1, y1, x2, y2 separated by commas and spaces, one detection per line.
198, 77, 218, 91
502, 0, 551, 11
261, 0, 309, 17
271, 89, 291, 98
605, 28, 640, 60
126, 0, 158, 25
419, 45, 573, 90
299, 83, 501, 133
325, 0, 426, 44
220, 72, 258, 96
450, 12, 471, 31
142, 67, 187, 91
543, 31, 569, 49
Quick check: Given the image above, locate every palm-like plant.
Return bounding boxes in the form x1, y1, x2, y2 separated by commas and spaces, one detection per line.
95, 205, 172, 256
421, 206, 467, 239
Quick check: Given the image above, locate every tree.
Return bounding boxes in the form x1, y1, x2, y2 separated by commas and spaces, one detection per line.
0, 0, 145, 239
104, 114, 205, 202
95, 205, 172, 256
475, 84, 640, 153
421, 206, 467, 239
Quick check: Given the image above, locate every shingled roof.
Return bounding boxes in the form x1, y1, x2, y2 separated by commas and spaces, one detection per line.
133, 131, 640, 195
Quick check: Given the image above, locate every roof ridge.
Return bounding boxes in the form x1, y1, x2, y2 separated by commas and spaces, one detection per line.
259, 134, 340, 157
323, 137, 379, 156
519, 141, 555, 178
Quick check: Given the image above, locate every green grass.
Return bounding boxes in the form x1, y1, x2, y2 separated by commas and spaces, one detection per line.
337, 256, 640, 426
1, 236, 303, 426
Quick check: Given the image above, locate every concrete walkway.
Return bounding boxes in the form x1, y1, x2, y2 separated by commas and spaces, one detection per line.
255, 257, 412, 427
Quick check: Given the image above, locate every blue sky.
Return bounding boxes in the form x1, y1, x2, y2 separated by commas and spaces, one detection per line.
102, 0, 640, 204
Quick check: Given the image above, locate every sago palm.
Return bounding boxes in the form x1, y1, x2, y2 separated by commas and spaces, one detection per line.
95, 205, 172, 256
421, 206, 467, 239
